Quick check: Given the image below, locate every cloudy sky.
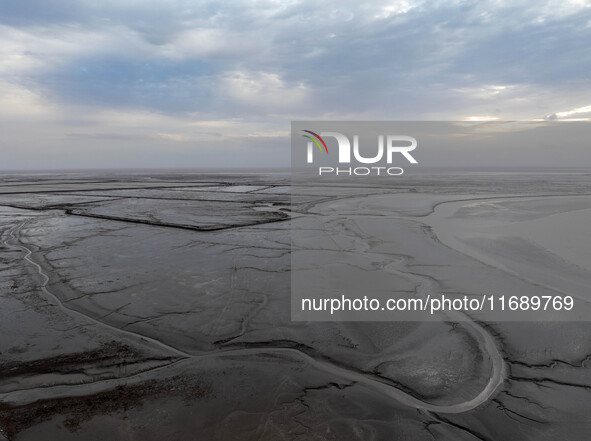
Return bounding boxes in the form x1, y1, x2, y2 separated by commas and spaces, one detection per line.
1, 0, 590, 169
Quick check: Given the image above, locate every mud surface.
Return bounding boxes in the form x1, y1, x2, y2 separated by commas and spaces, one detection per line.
0, 170, 589, 440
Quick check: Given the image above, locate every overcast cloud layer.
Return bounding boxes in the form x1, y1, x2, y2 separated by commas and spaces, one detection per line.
1, 0, 590, 169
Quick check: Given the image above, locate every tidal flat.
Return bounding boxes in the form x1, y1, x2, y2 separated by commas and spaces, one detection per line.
0, 169, 590, 440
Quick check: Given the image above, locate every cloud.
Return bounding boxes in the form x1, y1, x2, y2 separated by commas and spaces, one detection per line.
551, 104, 591, 120
0, 80, 53, 117
0, 0, 590, 168
219, 70, 307, 110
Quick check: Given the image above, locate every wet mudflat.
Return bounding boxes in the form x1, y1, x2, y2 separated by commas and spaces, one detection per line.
0, 170, 590, 440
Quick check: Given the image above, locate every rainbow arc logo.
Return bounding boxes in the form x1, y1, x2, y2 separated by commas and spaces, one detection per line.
302, 130, 328, 154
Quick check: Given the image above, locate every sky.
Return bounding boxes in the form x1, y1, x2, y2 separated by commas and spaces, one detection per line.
0, 0, 590, 169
